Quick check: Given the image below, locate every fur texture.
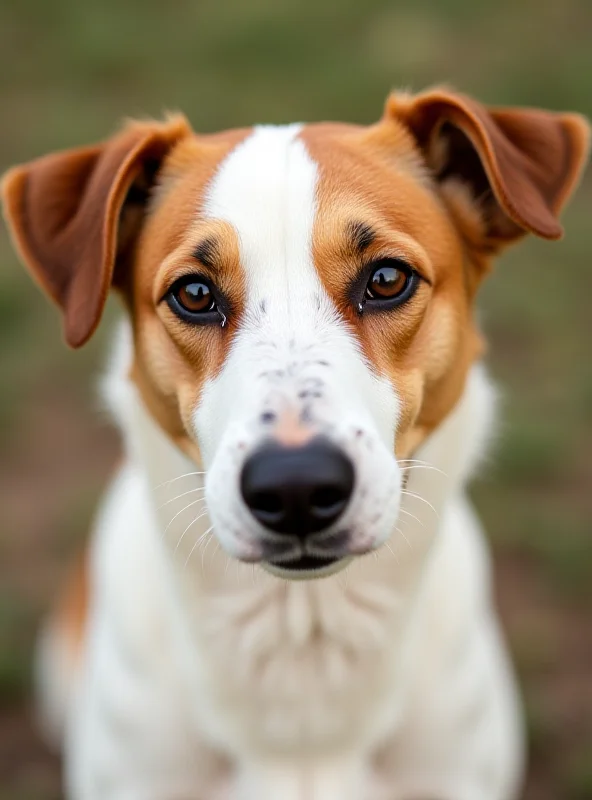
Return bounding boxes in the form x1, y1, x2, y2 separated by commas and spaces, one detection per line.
2, 89, 589, 800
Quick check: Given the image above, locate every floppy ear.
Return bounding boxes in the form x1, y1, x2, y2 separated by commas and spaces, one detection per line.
1, 115, 191, 347
386, 88, 590, 248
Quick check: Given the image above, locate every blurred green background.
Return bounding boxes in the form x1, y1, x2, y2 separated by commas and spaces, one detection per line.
0, 0, 591, 798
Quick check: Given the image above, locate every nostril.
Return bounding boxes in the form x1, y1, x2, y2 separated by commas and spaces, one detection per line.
249, 491, 283, 517
310, 485, 347, 515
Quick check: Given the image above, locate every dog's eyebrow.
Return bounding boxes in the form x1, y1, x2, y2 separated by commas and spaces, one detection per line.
192, 237, 219, 269
347, 221, 376, 254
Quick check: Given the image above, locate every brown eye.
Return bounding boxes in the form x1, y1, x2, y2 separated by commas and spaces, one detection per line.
165, 275, 223, 324
177, 281, 214, 313
360, 258, 419, 310
366, 262, 410, 300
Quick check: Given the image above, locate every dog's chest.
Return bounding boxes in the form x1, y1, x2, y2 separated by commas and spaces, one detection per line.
180, 573, 406, 754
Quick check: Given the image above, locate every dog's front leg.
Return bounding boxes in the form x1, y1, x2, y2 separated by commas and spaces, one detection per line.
235, 755, 366, 800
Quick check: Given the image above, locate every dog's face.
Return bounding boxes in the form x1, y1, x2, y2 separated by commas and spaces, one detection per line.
3, 90, 589, 577
130, 121, 481, 575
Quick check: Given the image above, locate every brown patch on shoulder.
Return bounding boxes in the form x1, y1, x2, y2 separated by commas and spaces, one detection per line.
301, 120, 486, 457
52, 550, 89, 661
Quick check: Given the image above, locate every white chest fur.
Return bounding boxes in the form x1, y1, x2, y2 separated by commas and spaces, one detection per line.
68, 324, 522, 799
99, 324, 492, 738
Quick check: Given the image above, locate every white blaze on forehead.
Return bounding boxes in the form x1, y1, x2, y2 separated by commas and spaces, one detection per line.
195, 125, 399, 463
202, 124, 324, 322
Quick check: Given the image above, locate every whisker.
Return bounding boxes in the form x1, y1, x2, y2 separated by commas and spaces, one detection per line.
400, 490, 439, 518
210, 539, 221, 568
384, 541, 397, 559
397, 527, 412, 549
400, 464, 447, 476
153, 471, 207, 491
183, 525, 214, 570
398, 507, 425, 528
182, 532, 208, 571
157, 486, 206, 510
163, 497, 208, 536
174, 509, 210, 554
201, 531, 215, 570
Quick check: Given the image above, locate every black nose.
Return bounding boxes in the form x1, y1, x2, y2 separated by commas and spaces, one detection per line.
240, 437, 354, 537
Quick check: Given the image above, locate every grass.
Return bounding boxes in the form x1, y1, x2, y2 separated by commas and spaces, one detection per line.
565, 745, 592, 800
0, 0, 591, 797
0, 594, 35, 706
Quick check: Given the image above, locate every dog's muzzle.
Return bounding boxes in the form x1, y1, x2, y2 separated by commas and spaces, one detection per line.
240, 436, 354, 574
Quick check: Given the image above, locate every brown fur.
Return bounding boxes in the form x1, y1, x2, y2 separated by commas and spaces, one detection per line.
1, 116, 192, 347
303, 121, 479, 457
123, 130, 251, 461
51, 551, 89, 662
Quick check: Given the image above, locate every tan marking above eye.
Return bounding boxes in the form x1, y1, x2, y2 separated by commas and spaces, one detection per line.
366, 262, 410, 299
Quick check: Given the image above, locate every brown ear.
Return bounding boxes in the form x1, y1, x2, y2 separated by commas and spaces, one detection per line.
386, 88, 590, 247
1, 115, 191, 347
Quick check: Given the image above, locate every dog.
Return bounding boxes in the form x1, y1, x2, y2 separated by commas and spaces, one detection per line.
2, 87, 589, 800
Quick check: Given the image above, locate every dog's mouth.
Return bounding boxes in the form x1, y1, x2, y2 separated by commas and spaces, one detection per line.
263, 553, 349, 580
272, 554, 337, 571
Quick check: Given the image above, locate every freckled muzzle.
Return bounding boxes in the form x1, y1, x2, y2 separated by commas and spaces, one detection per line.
240, 436, 355, 538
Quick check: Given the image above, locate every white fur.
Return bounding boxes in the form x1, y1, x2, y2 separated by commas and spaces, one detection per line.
40, 126, 524, 800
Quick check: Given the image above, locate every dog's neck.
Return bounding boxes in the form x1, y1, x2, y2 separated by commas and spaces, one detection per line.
103, 318, 494, 607
101, 320, 496, 747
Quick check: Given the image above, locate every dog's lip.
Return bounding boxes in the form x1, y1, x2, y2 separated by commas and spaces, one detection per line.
257, 529, 353, 578
263, 554, 351, 580
270, 554, 338, 571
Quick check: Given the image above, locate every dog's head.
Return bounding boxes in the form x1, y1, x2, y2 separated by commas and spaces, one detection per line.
3, 90, 588, 577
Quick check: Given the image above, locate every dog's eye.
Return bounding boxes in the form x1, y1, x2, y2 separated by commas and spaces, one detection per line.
365, 259, 416, 304
165, 275, 223, 324
177, 280, 214, 313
